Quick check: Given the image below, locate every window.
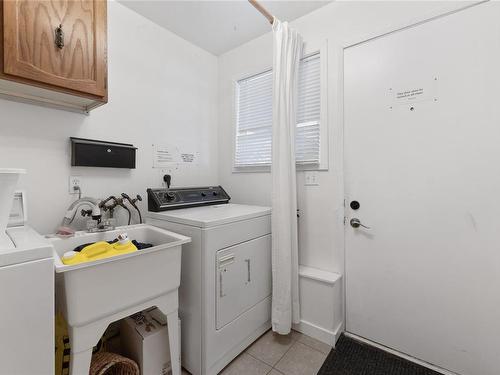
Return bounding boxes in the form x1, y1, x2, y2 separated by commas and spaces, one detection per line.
234, 52, 323, 169
234, 69, 273, 167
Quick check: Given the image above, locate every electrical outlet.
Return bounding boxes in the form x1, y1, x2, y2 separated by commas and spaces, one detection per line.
305, 171, 319, 186
69, 176, 82, 194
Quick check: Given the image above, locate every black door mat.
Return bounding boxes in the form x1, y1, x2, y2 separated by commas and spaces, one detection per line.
318, 334, 442, 375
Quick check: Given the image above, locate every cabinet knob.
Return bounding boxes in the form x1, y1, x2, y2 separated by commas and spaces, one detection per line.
55, 24, 64, 49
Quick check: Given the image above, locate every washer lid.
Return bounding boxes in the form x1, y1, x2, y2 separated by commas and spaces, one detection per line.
1, 226, 53, 266
147, 203, 271, 228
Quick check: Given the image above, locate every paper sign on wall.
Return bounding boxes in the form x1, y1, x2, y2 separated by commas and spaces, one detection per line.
153, 144, 199, 168
153, 144, 178, 168
180, 152, 197, 164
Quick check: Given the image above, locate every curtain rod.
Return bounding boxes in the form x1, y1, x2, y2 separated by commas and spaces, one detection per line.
248, 0, 274, 25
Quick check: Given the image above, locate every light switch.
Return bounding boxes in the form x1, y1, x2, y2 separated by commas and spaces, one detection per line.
305, 171, 319, 186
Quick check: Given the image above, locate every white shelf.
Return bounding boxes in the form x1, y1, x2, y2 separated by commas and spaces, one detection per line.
299, 265, 341, 285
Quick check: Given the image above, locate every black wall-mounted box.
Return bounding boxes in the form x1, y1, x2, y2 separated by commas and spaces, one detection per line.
71, 137, 137, 169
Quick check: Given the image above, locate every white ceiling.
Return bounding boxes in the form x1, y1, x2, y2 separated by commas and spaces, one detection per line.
119, 1, 332, 55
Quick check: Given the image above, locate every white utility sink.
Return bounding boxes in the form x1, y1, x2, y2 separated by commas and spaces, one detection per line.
51, 224, 191, 375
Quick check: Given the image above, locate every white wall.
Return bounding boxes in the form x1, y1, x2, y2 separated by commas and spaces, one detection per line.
0, 1, 218, 234
217, 0, 471, 339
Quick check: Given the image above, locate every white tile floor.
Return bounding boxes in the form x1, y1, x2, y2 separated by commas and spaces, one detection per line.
182, 329, 331, 375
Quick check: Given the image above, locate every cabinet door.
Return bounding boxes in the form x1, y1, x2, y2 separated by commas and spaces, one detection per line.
0, 258, 54, 375
3, 0, 107, 97
216, 235, 272, 329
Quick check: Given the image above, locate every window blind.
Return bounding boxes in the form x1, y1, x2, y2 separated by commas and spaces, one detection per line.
296, 53, 321, 165
235, 52, 321, 167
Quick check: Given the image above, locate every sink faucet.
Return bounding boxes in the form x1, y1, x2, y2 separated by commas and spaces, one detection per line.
62, 197, 102, 227
99, 196, 120, 218
99, 196, 131, 225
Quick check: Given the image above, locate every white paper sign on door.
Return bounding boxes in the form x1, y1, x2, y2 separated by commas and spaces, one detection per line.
389, 76, 438, 107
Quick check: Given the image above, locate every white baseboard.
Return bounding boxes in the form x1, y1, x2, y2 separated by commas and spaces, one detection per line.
344, 333, 460, 375
293, 320, 343, 347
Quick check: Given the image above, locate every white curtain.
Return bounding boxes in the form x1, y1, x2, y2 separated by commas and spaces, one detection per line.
271, 18, 302, 335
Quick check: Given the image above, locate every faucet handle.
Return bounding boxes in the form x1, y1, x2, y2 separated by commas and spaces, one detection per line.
122, 193, 142, 205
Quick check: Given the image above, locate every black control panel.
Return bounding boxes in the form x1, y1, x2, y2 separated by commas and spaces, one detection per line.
147, 186, 231, 211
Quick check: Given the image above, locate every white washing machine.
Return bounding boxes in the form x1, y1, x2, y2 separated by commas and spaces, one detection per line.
0, 170, 54, 375
146, 186, 271, 375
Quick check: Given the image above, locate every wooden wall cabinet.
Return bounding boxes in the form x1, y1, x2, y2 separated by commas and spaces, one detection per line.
0, 0, 107, 114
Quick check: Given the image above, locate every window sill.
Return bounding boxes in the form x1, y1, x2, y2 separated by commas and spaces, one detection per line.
232, 164, 328, 173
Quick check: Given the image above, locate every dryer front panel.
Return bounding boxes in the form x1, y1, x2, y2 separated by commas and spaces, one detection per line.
216, 235, 271, 329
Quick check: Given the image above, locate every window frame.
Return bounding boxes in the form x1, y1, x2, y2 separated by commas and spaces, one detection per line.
232, 40, 329, 173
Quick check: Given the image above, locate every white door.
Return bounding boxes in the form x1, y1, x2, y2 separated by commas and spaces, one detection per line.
344, 3, 500, 375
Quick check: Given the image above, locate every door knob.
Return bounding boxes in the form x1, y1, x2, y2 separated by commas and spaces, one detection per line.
350, 218, 370, 229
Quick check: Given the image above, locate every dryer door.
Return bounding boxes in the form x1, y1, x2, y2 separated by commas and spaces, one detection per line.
216, 234, 271, 329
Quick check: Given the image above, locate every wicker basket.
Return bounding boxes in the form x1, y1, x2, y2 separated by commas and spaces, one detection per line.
90, 352, 140, 375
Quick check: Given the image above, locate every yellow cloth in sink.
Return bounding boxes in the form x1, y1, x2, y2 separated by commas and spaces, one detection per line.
62, 240, 138, 265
